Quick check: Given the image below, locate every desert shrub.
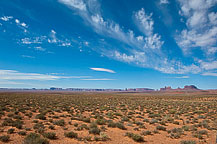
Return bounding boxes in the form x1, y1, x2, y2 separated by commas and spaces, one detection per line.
7, 128, 15, 134
168, 128, 184, 139
198, 130, 208, 135
48, 125, 55, 130
153, 130, 159, 134
33, 123, 45, 130
121, 117, 129, 122
173, 121, 180, 125
107, 121, 116, 128
33, 120, 38, 123
100, 125, 107, 131
82, 117, 91, 123
192, 132, 203, 139
125, 132, 144, 142
96, 118, 107, 125
64, 131, 78, 138
90, 122, 97, 128
156, 126, 166, 131
53, 119, 65, 126
94, 136, 100, 141
73, 123, 78, 127
12, 120, 23, 129
89, 127, 101, 135
76, 124, 89, 131
150, 119, 158, 124
116, 122, 127, 130
141, 130, 152, 136
182, 125, 189, 131
180, 140, 196, 144
25, 128, 31, 131
23, 133, 49, 144
0, 135, 10, 142
99, 132, 109, 141
18, 131, 27, 136
35, 114, 46, 120
43, 132, 57, 140
84, 136, 92, 141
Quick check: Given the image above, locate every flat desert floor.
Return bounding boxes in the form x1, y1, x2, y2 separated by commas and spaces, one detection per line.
0, 91, 216, 144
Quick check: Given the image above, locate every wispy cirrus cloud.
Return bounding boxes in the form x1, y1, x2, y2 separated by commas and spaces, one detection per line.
90, 68, 116, 73
174, 76, 189, 79
201, 72, 217, 77
59, 0, 171, 74
0, 70, 90, 81
81, 78, 115, 81
21, 55, 35, 59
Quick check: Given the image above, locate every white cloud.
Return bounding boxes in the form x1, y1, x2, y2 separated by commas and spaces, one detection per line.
84, 41, 89, 46
135, 8, 154, 36
15, 19, 20, 24
201, 72, 217, 77
90, 68, 116, 73
160, 0, 169, 4
81, 78, 115, 81
134, 8, 164, 49
34, 46, 46, 51
0, 80, 25, 85
58, 0, 87, 11
199, 60, 217, 70
0, 70, 90, 81
0, 16, 13, 21
21, 22, 27, 28
174, 76, 189, 79
48, 30, 57, 43
21, 36, 46, 44
21, 55, 35, 59
59, 0, 215, 75
176, 0, 217, 55
15, 18, 28, 28
114, 51, 146, 64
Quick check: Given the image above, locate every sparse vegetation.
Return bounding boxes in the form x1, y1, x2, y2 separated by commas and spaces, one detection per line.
0, 92, 216, 143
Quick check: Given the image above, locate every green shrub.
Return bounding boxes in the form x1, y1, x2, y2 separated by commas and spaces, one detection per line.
48, 125, 55, 130
35, 114, 46, 120
43, 132, 57, 140
33, 123, 45, 130
180, 140, 196, 144
7, 128, 15, 134
156, 126, 166, 131
141, 130, 152, 136
23, 133, 49, 144
53, 119, 65, 126
64, 131, 78, 138
107, 121, 116, 128
125, 132, 144, 142
96, 118, 107, 125
89, 127, 101, 135
99, 132, 109, 141
0, 135, 10, 142
116, 122, 127, 130
18, 131, 27, 136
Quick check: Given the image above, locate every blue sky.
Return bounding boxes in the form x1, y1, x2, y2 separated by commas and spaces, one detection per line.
0, 0, 217, 89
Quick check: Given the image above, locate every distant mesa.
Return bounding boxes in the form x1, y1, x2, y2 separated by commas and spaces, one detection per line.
126, 88, 155, 92
160, 85, 199, 91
